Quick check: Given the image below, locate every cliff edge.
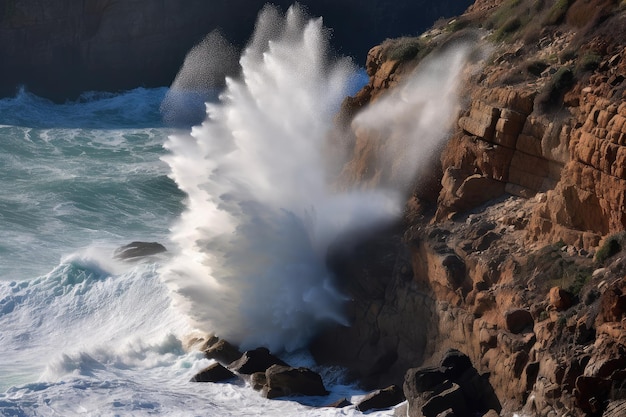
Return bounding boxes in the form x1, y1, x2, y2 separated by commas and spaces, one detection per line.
313, 1, 626, 416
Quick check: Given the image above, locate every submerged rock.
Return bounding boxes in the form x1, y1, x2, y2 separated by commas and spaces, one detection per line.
114, 241, 166, 260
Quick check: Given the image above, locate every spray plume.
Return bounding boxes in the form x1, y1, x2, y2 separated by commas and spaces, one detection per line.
161, 4, 481, 352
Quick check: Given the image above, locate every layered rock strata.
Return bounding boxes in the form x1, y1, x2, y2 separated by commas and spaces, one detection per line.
314, 1, 626, 416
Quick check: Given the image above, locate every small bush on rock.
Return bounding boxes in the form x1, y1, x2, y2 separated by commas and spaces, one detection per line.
595, 232, 626, 263
381, 37, 423, 62
544, 0, 575, 26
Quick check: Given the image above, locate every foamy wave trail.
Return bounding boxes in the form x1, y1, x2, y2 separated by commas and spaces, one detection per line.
161, 4, 402, 352
0, 251, 399, 416
0, 252, 185, 390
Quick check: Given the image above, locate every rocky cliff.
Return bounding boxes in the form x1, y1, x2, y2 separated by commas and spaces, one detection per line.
0, 0, 472, 100
312, 1, 626, 416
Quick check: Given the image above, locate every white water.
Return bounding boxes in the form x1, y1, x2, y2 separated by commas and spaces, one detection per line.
161, 5, 403, 353
0, 4, 482, 416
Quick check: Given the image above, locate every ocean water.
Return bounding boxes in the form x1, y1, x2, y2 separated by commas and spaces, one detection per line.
0, 4, 481, 416
0, 86, 398, 417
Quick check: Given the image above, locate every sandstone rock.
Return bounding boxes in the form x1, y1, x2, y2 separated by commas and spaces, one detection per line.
597, 277, 626, 325
504, 309, 534, 334
191, 363, 237, 383
229, 347, 288, 375
356, 385, 405, 412
113, 241, 166, 259
603, 400, 626, 417
548, 286, 575, 311
261, 365, 328, 399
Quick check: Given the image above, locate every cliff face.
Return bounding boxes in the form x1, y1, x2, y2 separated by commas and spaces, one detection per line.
0, 0, 473, 100
313, 1, 626, 415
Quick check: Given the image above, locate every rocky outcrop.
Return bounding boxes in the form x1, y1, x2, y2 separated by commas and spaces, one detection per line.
261, 365, 328, 399
313, 1, 626, 416
191, 363, 237, 383
404, 349, 500, 417
0, 0, 473, 100
355, 385, 405, 412
229, 347, 288, 375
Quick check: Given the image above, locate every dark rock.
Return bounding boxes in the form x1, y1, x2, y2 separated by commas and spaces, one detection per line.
356, 385, 405, 412
324, 397, 352, 408
250, 372, 266, 391
504, 309, 534, 334
574, 376, 612, 414
473, 231, 501, 252
114, 241, 166, 260
204, 339, 243, 365
262, 365, 328, 399
422, 381, 468, 417
407, 366, 449, 393
436, 409, 456, 417
404, 350, 501, 417
440, 349, 473, 379
229, 347, 288, 375
191, 363, 237, 383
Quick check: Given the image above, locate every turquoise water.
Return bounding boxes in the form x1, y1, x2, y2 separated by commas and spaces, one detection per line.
0, 88, 185, 280
0, 85, 396, 417
0, 5, 414, 414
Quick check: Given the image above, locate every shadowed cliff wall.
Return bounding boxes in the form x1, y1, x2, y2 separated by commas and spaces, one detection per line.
0, 0, 472, 100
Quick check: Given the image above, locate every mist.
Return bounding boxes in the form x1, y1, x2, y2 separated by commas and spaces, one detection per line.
160, 5, 482, 352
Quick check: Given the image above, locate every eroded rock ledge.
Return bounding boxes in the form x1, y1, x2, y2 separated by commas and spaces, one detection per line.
313, 1, 626, 416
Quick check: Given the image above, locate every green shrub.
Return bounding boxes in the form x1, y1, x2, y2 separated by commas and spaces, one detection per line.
553, 67, 574, 90
381, 37, 423, 62
577, 52, 602, 73
544, 0, 575, 26
595, 232, 626, 263
567, 271, 590, 296
526, 60, 549, 77
487, 0, 523, 30
536, 66, 574, 111
494, 17, 523, 40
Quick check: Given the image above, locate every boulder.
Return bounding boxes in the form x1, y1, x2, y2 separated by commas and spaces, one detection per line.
203, 339, 243, 365
250, 372, 267, 391
261, 365, 328, 399
114, 241, 166, 260
548, 286, 575, 311
229, 347, 288, 375
356, 385, 405, 412
404, 350, 501, 417
504, 309, 534, 334
191, 363, 237, 383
